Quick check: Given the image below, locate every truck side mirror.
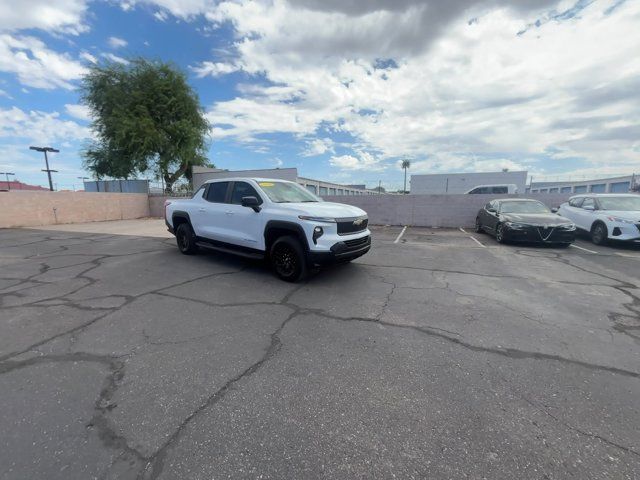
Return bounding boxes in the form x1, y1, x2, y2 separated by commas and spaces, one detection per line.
551, 207, 559, 213
241, 196, 261, 212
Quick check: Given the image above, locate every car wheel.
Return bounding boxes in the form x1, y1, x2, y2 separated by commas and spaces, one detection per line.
591, 222, 608, 246
176, 223, 198, 255
495, 223, 507, 244
474, 218, 484, 233
270, 236, 307, 282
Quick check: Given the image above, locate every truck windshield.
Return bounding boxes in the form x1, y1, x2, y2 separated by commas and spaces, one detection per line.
257, 181, 321, 203
597, 196, 640, 211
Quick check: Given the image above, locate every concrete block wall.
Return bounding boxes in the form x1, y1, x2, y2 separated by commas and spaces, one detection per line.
322, 193, 572, 227
0, 191, 150, 228
149, 193, 572, 228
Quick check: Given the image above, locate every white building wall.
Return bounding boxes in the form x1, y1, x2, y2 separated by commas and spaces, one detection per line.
410, 171, 528, 195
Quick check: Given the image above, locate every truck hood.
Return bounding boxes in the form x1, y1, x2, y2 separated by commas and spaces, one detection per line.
277, 201, 367, 219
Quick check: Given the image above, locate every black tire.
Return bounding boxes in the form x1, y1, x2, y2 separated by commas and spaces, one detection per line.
495, 223, 507, 244
591, 222, 608, 246
474, 217, 484, 234
270, 236, 307, 282
176, 223, 198, 255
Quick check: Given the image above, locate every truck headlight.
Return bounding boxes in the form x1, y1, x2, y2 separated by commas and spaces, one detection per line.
298, 216, 336, 223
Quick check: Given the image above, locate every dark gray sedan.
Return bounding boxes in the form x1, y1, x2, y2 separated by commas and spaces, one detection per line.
475, 199, 576, 245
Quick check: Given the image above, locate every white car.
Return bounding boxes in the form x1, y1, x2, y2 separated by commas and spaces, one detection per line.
465, 184, 518, 194
557, 194, 640, 245
165, 178, 371, 281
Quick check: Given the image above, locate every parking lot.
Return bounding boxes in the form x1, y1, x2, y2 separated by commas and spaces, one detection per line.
1, 220, 639, 479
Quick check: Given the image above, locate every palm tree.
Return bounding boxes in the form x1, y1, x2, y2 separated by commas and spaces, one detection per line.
401, 160, 411, 194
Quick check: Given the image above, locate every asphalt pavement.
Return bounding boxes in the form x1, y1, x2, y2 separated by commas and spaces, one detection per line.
1, 221, 639, 479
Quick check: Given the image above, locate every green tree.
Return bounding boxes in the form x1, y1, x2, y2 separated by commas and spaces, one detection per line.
81, 58, 212, 192
401, 160, 411, 194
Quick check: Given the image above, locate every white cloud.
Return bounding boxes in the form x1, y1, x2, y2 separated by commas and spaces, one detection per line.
122, 0, 213, 19
0, 88, 12, 99
101, 52, 130, 64
153, 10, 169, 21
203, 0, 640, 175
0, 34, 87, 89
0, 106, 90, 143
108, 36, 128, 49
330, 151, 385, 171
0, 0, 89, 34
64, 103, 92, 121
302, 138, 335, 156
80, 51, 98, 63
191, 61, 238, 78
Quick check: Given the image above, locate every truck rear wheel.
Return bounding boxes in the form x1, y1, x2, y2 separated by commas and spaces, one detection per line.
176, 223, 198, 255
270, 236, 307, 282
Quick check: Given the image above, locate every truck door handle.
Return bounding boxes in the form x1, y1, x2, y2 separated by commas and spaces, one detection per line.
198, 208, 206, 212
225, 211, 233, 215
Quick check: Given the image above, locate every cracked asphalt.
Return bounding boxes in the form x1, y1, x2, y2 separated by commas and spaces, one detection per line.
1, 221, 639, 479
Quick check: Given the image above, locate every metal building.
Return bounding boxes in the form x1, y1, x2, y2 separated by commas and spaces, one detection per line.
529, 174, 637, 194
410, 171, 528, 195
191, 167, 379, 196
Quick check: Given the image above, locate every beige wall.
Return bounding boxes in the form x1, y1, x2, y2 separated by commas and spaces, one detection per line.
0, 191, 150, 228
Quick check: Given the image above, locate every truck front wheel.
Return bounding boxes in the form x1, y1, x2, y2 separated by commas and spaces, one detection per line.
270, 236, 307, 282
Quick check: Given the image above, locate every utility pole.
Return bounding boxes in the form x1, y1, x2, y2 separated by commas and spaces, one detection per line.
378, 180, 382, 195
0, 172, 15, 190
29, 146, 59, 191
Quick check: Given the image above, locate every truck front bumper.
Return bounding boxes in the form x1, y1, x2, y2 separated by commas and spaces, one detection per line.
308, 235, 371, 265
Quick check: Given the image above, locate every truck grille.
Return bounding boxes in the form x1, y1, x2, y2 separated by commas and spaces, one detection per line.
337, 216, 368, 235
344, 236, 370, 249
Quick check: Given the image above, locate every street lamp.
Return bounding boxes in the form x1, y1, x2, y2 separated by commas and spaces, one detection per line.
29, 146, 59, 191
0, 172, 15, 190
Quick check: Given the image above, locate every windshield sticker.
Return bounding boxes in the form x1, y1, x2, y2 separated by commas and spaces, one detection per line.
259, 182, 275, 187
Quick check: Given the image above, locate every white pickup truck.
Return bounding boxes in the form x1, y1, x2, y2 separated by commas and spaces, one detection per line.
165, 178, 371, 281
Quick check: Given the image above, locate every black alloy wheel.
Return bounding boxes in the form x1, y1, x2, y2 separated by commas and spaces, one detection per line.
591, 223, 608, 246
495, 223, 506, 244
271, 236, 307, 282
176, 223, 198, 255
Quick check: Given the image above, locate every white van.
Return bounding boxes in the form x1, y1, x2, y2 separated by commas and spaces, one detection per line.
465, 184, 518, 194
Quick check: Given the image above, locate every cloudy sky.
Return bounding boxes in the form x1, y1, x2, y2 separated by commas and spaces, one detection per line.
0, 0, 638, 190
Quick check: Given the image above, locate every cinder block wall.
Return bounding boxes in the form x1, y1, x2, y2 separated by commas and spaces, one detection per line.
322, 194, 572, 227
0, 191, 150, 228
148, 193, 572, 228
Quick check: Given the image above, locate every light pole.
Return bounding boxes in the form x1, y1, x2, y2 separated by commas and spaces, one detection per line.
29, 146, 59, 191
77, 176, 89, 191
0, 172, 15, 190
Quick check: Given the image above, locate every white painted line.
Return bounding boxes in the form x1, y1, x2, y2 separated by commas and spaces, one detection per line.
468, 236, 486, 248
615, 252, 640, 259
394, 226, 408, 244
570, 244, 598, 254
459, 227, 467, 234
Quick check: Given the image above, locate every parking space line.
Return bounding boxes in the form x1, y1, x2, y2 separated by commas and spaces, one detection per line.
615, 252, 640, 259
394, 226, 408, 244
459, 227, 467, 234
570, 244, 598, 254
468, 236, 486, 248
